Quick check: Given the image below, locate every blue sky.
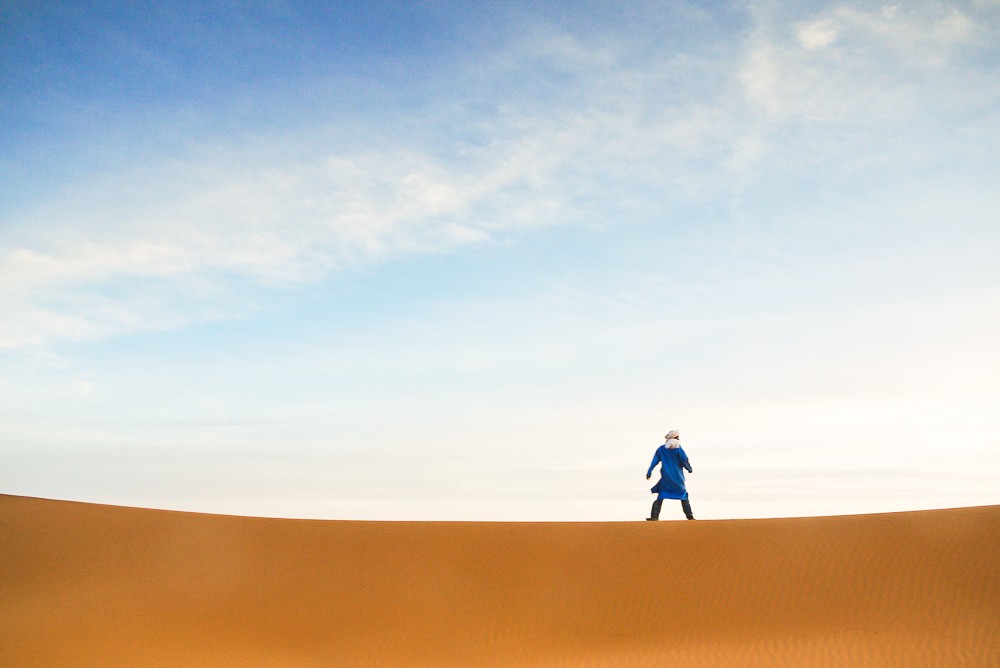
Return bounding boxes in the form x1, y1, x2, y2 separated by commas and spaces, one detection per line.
2, 0, 998, 520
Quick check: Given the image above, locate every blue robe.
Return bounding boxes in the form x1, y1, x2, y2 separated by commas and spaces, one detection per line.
647, 445, 692, 500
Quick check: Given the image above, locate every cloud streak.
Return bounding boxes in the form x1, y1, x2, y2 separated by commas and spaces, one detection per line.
1, 20, 726, 348
2, 3, 997, 353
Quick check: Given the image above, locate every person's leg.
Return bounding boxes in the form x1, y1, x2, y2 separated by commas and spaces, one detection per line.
646, 498, 663, 521
681, 499, 695, 520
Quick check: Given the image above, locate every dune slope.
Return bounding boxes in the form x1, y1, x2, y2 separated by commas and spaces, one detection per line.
2, 494, 998, 666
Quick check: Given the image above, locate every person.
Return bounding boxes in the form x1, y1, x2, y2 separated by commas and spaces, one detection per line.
645, 430, 695, 520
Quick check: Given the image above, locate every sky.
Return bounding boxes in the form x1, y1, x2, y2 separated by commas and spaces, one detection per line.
1, 0, 998, 521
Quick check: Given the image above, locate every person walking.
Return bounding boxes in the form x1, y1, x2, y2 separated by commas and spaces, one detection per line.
645, 430, 695, 520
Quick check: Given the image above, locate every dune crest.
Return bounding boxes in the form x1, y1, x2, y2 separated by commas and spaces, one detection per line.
2, 494, 998, 666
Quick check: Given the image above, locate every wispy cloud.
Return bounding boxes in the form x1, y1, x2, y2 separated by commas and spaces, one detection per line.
1, 22, 730, 349
2, 0, 997, 356
742, 1, 993, 117
0, 138, 563, 348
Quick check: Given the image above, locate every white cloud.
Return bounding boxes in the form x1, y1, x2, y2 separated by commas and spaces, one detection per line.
741, 1, 995, 121
0, 135, 578, 348
797, 16, 840, 50
1, 28, 730, 350
832, 3, 978, 57
3, 1, 997, 355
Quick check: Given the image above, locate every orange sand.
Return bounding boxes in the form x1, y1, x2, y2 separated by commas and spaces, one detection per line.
2, 494, 997, 666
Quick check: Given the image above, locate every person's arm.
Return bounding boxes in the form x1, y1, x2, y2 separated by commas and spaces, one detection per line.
646, 449, 660, 479
680, 449, 693, 473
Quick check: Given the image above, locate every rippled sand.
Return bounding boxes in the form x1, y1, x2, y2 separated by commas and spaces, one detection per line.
2, 494, 997, 666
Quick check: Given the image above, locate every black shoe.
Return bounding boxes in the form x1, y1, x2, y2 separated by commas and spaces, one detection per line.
649, 499, 663, 521
682, 500, 695, 520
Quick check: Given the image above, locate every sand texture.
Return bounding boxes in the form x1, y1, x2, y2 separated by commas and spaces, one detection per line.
2, 494, 998, 666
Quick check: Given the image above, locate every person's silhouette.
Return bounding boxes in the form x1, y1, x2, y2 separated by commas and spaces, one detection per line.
645, 430, 695, 520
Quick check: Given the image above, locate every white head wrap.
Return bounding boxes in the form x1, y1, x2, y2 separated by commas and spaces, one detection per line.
665, 429, 681, 448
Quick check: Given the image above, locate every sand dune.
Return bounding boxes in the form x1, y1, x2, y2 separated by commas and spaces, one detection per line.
2, 494, 997, 666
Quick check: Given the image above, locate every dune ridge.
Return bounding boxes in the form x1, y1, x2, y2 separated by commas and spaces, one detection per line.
2, 494, 998, 666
